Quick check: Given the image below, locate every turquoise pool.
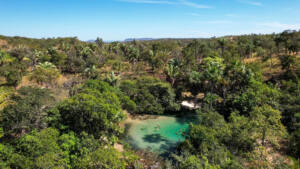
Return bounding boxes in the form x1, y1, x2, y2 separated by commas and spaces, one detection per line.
125, 116, 195, 154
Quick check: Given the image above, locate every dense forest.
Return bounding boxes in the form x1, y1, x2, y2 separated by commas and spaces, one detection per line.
0, 30, 300, 169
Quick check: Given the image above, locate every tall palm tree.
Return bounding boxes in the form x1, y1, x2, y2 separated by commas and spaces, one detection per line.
166, 58, 181, 87
201, 57, 225, 110
105, 71, 120, 87
217, 38, 227, 57
80, 46, 93, 59
0, 51, 14, 66
0, 87, 13, 111
30, 62, 60, 87
84, 65, 98, 79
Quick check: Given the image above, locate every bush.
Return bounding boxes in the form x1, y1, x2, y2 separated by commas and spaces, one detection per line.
120, 77, 179, 114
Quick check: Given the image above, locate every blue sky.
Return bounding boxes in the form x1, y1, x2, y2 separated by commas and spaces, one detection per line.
0, 0, 299, 41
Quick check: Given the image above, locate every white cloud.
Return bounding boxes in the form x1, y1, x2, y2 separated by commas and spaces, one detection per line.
118, 0, 213, 9
178, 0, 212, 9
237, 0, 262, 6
197, 20, 233, 24
257, 22, 300, 30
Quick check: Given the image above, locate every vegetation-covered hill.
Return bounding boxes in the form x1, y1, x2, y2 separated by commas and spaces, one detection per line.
0, 30, 300, 168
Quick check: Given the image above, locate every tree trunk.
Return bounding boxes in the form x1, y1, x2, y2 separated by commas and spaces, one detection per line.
210, 84, 213, 110
262, 128, 266, 146
222, 47, 224, 58
171, 78, 175, 88
270, 55, 273, 72
194, 96, 197, 109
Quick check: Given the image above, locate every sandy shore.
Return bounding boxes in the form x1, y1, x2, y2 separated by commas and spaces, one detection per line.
121, 112, 161, 127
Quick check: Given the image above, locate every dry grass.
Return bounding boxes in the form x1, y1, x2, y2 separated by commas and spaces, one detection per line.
0, 39, 8, 47
261, 57, 284, 80
243, 57, 260, 64
17, 73, 81, 102
0, 76, 6, 85
242, 55, 300, 80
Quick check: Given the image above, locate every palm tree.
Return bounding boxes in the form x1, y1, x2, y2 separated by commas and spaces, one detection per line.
166, 58, 181, 87
217, 38, 227, 57
30, 62, 60, 87
201, 57, 225, 110
80, 46, 93, 59
0, 87, 13, 111
96, 37, 104, 48
105, 71, 120, 87
0, 51, 14, 66
125, 45, 140, 71
84, 65, 98, 79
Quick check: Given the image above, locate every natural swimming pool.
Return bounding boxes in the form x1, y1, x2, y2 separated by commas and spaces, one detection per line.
124, 115, 196, 155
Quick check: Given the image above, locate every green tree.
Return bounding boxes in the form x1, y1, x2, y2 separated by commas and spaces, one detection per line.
227, 112, 255, 154
17, 128, 68, 168
228, 80, 280, 116
250, 105, 286, 147
48, 47, 67, 68
125, 45, 140, 70
0, 50, 15, 65
165, 58, 182, 87
63, 51, 86, 73
9, 47, 31, 62
180, 155, 219, 169
104, 71, 120, 87
96, 37, 104, 48
148, 50, 168, 72
84, 65, 98, 79
76, 147, 127, 169
279, 54, 296, 73
120, 77, 179, 114
202, 57, 225, 109
217, 38, 227, 57
185, 124, 230, 166
237, 36, 254, 58
1, 87, 54, 136
182, 40, 205, 70
30, 62, 61, 87
57, 82, 125, 138
0, 59, 27, 87
0, 87, 13, 111
289, 128, 300, 158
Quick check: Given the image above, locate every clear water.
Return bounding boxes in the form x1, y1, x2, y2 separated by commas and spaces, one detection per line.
125, 116, 195, 154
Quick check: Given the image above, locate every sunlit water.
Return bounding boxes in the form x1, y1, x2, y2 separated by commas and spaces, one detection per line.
124, 116, 195, 155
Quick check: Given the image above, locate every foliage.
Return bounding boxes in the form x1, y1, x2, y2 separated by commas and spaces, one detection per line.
0, 87, 13, 111
76, 147, 127, 169
120, 77, 179, 114
0, 50, 28, 87
0, 30, 300, 168
29, 62, 61, 87
104, 71, 120, 86
1, 86, 54, 137
179, 155, 220, 169
289, 128, 300, 158
56, 80, 125, 139
165, 58, 182, 87
249, 105, 286, 146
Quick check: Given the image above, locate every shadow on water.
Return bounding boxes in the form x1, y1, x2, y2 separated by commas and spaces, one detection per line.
142, 134, 179, 157
143, 133, 169, 143
124, 114, 200, 158
143, 134, 172, 144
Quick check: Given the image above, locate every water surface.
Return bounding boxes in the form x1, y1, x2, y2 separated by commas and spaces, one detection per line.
125, 116, 195, 154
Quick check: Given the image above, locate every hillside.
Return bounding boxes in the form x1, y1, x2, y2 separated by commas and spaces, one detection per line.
0, 30, 300, 168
